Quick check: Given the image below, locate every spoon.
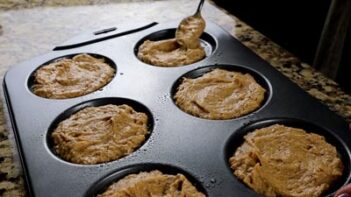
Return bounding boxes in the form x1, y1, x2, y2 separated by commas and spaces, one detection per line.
194, 0, 205, 16
175, 0, 206, 49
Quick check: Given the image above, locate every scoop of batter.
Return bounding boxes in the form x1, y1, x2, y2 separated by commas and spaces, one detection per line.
229, 124, 344, 197
174, 68, 266, 120
97, 170, 206, 197
32, 54, 115, 99
176, 13, 206, 49
137, 14, 206, 67
52, 104, 148, 164
138, 38, 205, 67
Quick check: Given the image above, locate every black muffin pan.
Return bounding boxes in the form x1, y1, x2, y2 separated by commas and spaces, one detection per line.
3, 21, 351, 197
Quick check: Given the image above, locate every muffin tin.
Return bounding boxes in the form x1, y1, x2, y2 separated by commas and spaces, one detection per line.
3, 21, 351, 197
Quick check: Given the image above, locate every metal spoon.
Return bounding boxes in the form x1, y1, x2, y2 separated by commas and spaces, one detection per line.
176, 0, 206, 49
194, 0, 205, 16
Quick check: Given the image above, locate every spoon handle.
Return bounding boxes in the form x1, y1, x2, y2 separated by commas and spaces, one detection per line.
195, 0, 205, 15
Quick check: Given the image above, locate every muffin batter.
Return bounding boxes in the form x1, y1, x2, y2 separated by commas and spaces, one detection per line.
52, 104, 148, 164
97, 170, 206, 197
32, 54, 115, 99
174, 68, 266, 120
176, 14, 206, 49
137, 13, 206, 67
229, 124, 344, 197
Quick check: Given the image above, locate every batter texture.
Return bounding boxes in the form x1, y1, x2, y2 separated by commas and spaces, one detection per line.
229, 124, 344, 197
137, 14, 206, 67
174, 68, 266, 120
97, 170, 206, 197
32, 54, 115, 99
52, 104, 148, 164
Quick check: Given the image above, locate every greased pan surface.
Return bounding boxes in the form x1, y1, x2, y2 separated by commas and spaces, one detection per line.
3, 21, 351, 197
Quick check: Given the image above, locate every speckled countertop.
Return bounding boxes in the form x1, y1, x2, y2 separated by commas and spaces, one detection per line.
0, 0, 350, 196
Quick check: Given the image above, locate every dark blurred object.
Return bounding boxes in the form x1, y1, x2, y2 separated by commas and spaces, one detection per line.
339, 28, 351, 92
314, 0, 351, 86
213, 0, 350, 93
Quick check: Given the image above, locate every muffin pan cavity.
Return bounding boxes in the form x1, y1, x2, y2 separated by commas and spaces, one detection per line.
134, 28, 217, 66
224, 118, 351, 197
46, 97, 154, 165
86, 163, 207, 197
171, 65, 271, 120
27, 53, 117, 99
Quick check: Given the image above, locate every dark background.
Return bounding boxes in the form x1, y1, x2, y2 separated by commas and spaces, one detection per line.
213, 0, 350, 93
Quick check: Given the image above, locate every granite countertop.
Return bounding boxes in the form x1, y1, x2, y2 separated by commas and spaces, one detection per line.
0, 0, 350, 196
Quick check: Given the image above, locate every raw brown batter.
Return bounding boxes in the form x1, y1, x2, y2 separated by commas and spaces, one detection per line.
229, 124, 344, 197
174, 68, 266, 120
137, 14, 206, 67
97, 170, 206, 197
176, 14, 206, 49
32, 54, 115, 99
52, 104, 148, 164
